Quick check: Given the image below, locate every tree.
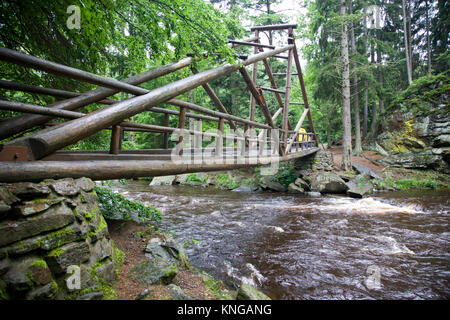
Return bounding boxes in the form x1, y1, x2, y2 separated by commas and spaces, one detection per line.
402, 0, 413, 84
340, 0, 352, 170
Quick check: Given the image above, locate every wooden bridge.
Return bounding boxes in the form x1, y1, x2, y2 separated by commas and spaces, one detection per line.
0, 24, 320, 182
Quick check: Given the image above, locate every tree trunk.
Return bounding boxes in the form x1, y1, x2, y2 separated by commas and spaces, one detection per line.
363, 81, 368, 138
376, 32, 384, 115
340, 0, 352, 171
402, 0, 413, 84
362, 6, 368, 139
370, 43, 377, 136
350, 1, 362, 155
425, 0, 432, 74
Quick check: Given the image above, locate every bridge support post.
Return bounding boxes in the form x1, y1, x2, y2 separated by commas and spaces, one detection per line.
109, 125, 122, 155
163, 113, 170, 149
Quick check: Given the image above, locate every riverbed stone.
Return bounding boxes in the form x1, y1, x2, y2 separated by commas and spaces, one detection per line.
310, 172, 349, 194
149, 175, 176, 186
294, 177, 310, 190
0, 202, 75, 247
259, 176, 287, 192
129, 259, 178, 285
232, 185, 259, 192
45, 241, 90, 274
287, 183, 304, 194
168, 284, 194, 300
236, 283, 271, 300
352, 164, 383, 180
347, 182, 374, 198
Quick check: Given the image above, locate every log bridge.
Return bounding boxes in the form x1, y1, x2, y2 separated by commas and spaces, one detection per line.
0, 24, 320, 182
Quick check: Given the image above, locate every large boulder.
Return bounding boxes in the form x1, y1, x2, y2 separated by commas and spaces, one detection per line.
259, 176, 287, 192
346, 182, 374, 198
310, 172, 349, 194
149, 175, 176, 186
352, 164, 383, 180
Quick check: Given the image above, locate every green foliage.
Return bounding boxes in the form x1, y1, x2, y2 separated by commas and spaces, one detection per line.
274, 162, 297, 187
186, 173, 208, 184
215, 173, 240, 189
94, 186, 162, 225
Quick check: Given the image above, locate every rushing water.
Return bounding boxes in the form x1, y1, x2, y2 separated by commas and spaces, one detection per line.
112, 180, 449, 300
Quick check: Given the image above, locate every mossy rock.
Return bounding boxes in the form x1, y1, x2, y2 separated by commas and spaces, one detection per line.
129, 259, 178, 285
236, 283, 271, 300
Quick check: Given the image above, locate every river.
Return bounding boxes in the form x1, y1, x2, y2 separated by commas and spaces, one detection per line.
111, 180, 449, 300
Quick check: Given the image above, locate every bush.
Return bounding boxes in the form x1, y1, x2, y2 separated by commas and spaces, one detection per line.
94, 186, 162, 225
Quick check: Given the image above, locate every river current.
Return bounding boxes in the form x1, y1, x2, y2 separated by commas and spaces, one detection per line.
111, 181, 449, 300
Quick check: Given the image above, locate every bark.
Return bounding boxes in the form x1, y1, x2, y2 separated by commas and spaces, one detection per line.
340, 0, 352, 171
349, 1, 362, 155
425, 0, 432, 74
376, 33, 384, 115
402, 0, 413, 84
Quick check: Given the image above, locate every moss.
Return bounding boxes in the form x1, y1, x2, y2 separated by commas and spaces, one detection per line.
88, 215, 108, 239
47, 247, 64, 258
164, 263, 178, 278
199, 270, 233, 300
83, 206, 99, 221
31, 259, 48, 269
114, 247, 125, 266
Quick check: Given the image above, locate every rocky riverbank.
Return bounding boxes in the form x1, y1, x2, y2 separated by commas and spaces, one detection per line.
147, 149, 449, 199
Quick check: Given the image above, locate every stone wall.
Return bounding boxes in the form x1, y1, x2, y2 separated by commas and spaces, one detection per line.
0, 178, 122, 300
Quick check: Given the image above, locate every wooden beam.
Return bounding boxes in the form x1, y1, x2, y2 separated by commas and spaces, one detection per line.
282, 31, 295, 156
239, 67, 275, 128
0, 57, 194, 140
250, 24, 298, 32
0, 80, 116, 104
163, 113, 170, 149
260, 87, 286, 94
292, 43, 319, 146
109, 125, 122, 155
0, 148, 320, 182
228, 40, 274, 49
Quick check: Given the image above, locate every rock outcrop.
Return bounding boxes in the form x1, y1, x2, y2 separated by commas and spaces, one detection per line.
0, 178, 122, 300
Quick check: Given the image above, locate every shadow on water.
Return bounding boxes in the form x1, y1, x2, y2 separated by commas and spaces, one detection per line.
111, 181, 450, 300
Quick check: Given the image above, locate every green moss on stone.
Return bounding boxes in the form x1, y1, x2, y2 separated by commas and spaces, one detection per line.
31, 259, 48, 269
47, 247, 64, 258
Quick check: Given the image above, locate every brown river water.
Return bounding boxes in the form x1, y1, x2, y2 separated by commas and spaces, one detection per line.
111, 180, 449, 300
